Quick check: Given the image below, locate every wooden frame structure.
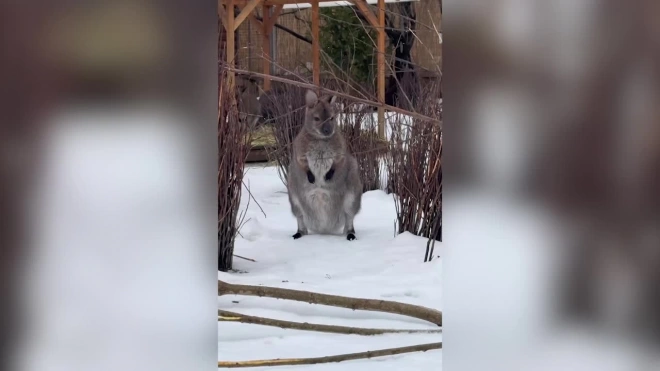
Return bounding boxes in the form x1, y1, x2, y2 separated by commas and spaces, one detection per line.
219, 0, 388, 138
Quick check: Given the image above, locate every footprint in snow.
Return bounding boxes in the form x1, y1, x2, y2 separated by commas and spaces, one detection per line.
381, 290, 420, 298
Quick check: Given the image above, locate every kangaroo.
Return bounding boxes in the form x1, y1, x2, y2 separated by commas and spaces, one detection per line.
287, 90, 362, 240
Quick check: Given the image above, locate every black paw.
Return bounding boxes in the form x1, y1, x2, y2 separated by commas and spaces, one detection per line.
346, 233, 356, 241
324, 168, 335, 181
293, 232, 303, 239
306, 170, 315, 184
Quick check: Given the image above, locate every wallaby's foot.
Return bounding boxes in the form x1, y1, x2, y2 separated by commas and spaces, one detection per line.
346, 228, 356, 241
293, 231, 305, 239
344, 226, 356, 241
306, 170, 315, 184
324, 168, 335, 181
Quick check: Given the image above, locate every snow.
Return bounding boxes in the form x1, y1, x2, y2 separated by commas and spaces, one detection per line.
218, 165, 442, 369
19, 109, 216, 371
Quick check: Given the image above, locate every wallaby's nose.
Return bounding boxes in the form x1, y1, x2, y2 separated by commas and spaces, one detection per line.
321, 123, 333, 136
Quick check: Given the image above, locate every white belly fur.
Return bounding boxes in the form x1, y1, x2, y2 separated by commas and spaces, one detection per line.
303, 188, 341, 233
305, 188, 329, 225
307, 149, 334, 178
301, 146, 342, 233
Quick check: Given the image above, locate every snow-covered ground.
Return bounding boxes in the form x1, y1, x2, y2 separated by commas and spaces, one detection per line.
218, 165, 442, 369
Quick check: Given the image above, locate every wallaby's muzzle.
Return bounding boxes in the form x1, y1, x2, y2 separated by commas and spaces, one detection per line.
321, 123, 333, 136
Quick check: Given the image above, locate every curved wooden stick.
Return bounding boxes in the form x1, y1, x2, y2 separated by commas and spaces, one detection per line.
218, 342, 442, 368
218, 310, 442, 335
218, 280, 442, 326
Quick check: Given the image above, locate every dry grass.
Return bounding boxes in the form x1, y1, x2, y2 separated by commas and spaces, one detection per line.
249, 125, 277, 147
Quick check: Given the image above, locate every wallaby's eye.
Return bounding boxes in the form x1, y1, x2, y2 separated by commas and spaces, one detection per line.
314, 116, 320, 122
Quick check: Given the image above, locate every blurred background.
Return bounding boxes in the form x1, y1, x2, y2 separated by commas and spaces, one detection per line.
0, 1, 217, 370
444, 0, 660, 370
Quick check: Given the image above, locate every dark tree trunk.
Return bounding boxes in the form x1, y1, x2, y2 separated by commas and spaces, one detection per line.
384, 2, 420, 110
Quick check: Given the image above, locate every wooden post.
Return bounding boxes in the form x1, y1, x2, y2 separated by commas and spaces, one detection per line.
233, 0, 262, 31
226, 0, 235, 91
377, 0, 385, 139
262, 4, 272, 91
218, 1, 228, 29
311, 0, 320, 88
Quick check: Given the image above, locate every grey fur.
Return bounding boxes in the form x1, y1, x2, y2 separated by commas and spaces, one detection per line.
237, 89, 262, 129
287, 90, 362, 240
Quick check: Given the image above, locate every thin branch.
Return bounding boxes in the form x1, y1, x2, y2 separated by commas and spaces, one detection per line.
233, 255, 257, 262
218, 310, 442, 335
218, 342, 442, 368
253, 15, 312, 43
242, 179, 266, 218
218, 280, 442, 326
225, 68, 442, 126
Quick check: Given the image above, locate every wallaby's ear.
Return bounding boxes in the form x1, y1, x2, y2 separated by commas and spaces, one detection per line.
305, 90, 318, 108
329, 95, 337, 105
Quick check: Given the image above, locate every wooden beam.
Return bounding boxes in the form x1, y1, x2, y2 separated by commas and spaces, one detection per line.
262, 4, 272, 91
233, 0, 262, 31
262, 0, 355, 5
229, 0, 380, 5
227, 0, 236, 89
311, 0, 320, 87
266, 4, 284, 29
350, 0, 379, 28
377, 0, 385, 138
218, 2, 228, 30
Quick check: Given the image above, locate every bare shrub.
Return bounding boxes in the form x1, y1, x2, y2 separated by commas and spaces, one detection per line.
260, 84, 306, 185
340, 103, 389, 192
218, 68, 251, 272
386, 80, 442, 260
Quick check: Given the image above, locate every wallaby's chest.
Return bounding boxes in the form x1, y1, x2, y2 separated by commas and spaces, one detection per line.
306, 141, 337, 176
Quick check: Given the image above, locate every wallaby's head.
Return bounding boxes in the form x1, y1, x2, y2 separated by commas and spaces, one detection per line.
304, 89, 338, 138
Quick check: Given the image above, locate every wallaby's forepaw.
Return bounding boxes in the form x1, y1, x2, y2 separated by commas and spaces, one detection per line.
293, 232, 303, 239
324, 168, 335, 181
306, 170, 315, 184
346, 233, 356, 241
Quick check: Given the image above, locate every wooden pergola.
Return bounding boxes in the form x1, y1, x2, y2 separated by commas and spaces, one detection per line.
218, 0, 390, 138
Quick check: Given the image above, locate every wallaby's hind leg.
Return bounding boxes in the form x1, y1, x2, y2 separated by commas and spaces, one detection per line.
293, 215, 308, 239
343, 157, 362, 241
290, 194, 308, 239
343, 191, 361, 241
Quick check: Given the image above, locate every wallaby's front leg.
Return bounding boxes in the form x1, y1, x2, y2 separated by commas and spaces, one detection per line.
324, 154, 345, 181
297, 155, 315, 184
324, 167, 335, 181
